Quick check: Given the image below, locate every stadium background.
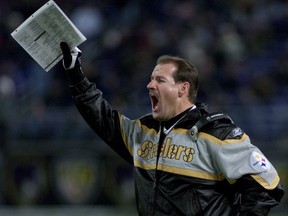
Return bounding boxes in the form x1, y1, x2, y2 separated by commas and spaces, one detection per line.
0, 0, 287, 215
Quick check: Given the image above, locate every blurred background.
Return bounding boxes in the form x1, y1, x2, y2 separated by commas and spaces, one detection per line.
0, 0, 287, 215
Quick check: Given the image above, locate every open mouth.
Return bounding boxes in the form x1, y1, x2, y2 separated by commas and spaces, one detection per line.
150, 95, 159, 112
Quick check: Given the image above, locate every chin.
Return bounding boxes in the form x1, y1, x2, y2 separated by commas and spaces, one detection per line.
152, 113, 161, 121
152, 113, 166, 122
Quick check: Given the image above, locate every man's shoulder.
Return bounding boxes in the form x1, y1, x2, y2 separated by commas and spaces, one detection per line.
199, 113, 244, 140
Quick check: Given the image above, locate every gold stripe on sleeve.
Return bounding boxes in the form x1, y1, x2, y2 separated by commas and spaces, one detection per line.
198, 132, 249, 145
250, 174, 280, 190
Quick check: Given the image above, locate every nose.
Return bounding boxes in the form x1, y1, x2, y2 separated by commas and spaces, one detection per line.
147, 80, 155, 90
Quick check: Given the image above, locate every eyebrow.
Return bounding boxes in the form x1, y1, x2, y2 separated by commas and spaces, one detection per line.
150, 74, 166, 80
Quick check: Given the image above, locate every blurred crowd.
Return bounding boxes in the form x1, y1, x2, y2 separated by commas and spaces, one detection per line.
0, 0, 287, 140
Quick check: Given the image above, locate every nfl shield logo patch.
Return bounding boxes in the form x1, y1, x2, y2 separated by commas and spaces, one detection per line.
250, 151, 270, 172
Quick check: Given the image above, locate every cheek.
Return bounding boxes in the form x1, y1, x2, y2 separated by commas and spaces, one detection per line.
161, 88, 178, 105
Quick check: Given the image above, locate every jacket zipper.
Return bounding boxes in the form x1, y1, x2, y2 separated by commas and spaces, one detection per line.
150, 108, 195, 215
151, 125, 166, 216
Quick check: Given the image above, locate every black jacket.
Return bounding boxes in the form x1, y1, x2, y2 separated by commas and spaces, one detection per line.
70, 77, 284, 216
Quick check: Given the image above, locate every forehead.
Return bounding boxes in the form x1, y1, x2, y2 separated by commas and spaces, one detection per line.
151, 63, 177, 77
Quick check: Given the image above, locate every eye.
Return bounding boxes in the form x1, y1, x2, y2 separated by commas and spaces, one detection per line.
156, 77, 165, 83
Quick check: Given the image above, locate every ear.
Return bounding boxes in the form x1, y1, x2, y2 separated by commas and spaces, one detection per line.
178, 82, 190, 97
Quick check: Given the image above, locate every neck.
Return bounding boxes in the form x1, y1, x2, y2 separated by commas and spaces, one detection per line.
176, 101, 194, 116
163, 105, 195, 129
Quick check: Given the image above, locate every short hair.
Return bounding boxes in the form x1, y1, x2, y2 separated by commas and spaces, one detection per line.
157, 55, 199, 103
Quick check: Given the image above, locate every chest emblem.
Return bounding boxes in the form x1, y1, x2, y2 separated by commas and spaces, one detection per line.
137, 137, 195, 162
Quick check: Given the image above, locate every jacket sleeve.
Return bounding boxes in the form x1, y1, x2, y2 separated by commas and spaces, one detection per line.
214, 125, 285, 215
231, 175, 284, 216
70, 77, 133, 164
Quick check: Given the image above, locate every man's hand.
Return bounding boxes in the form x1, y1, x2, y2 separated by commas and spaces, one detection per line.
60, 42, 82, 70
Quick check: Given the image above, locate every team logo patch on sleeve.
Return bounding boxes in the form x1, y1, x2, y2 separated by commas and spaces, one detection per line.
250, 151, 270, 172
